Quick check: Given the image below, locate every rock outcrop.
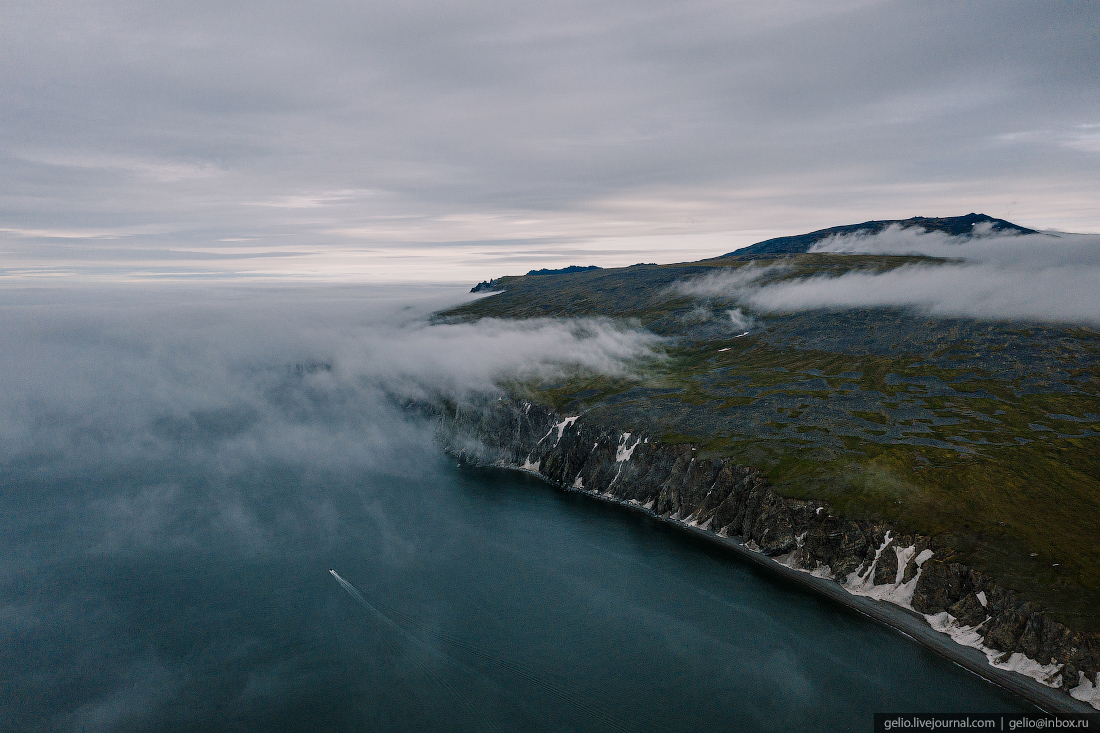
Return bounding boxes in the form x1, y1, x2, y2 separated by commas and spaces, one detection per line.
470, 279, 504, 293
434, 397, 1100, 701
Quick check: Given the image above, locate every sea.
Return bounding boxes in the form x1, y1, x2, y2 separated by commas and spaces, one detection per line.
0, 283, 1032, 732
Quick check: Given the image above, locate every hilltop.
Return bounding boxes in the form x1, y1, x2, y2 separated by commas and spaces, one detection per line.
717, 213, 1036, 257
439, 215, 1100, 635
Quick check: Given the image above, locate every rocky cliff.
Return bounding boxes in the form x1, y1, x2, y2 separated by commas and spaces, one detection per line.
435, 397, 1100, 707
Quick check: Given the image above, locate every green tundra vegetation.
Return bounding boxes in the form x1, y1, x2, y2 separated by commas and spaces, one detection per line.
440, 253, 1100, 632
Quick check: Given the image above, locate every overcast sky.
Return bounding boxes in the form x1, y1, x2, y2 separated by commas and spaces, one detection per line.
2, 0, 1098, 282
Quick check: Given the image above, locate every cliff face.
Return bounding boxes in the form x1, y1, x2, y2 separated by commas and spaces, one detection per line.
436, 397, 1100, 703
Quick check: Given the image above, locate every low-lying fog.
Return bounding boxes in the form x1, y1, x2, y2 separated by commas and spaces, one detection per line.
0, 283, 660, 731
1, 281, 1035, 732
682, 228, 1100, 326
0, 284, 660, 483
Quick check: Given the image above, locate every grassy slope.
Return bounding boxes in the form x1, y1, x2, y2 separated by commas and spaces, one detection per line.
441, 256, 1100, 631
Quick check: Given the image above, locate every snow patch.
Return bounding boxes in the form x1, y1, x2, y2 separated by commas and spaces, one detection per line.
842, 542, 926, 610
683, 514, 712, 530
993, 653, 1064, 688
845, 531, 893, 589
844, 570, 922, 608
926, 611, 988, 651
764, 532, 1095, 709
607, 433, 644, 488
1071, 675, 1100, 707
775, 552, 796, 567
519, 457, 540, 473
616, 433, 641, 462
572, 474, 584, 489
923, 612, 1100, 707
893, 545, 917, 585
541, 416, 579, 446
976, 591, 987, 608
743, 540, 762, 553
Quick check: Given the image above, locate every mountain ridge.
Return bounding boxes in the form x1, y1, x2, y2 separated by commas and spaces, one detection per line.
440, 213, 1100, 650
713, 213, 1037, 258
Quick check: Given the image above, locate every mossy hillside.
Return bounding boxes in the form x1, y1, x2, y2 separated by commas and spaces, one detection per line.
444, 254, 945, 326
441, 254, 1100, 631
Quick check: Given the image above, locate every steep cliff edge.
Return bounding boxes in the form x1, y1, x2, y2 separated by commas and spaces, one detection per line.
435, 397, 1100, 709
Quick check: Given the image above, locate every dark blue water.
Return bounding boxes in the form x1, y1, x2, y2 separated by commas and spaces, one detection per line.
2, 454, 1031, 732
0, 285, 1032, 731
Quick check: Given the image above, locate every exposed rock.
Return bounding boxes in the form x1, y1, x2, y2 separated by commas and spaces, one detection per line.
948, 593, 989, 628
912, 561, 969, 614
1061, 663, 1080, 691
873, 538, 899, 585
901, 537, 934, 584
803, 517, 867, 578
433, 396, 1100, 702
470, 279, 504, 293
984, 605, 1031, 653
748, 490, 798, 556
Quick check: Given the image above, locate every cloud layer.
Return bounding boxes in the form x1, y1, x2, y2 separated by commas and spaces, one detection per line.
0, 283, 661, 587
0, 284, 663, 730
679, 228, 1100, 325
2, 0, 1099, 279
0, 285, 659, 479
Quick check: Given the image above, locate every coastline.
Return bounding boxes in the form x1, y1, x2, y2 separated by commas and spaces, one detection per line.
439, 398, 1100, 715
495, 462, 1096, 716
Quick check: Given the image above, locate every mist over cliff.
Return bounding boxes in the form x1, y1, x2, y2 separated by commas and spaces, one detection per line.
0, 283, 660, 475
0, 283, 660, 730
684, 229, 1100, 325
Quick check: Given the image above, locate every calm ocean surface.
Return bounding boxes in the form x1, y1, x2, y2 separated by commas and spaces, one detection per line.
0, 285, 1031, 731
2, 457, 1031, 732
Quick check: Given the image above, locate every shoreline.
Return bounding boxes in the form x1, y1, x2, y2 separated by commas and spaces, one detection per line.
493, 463, 1096, 716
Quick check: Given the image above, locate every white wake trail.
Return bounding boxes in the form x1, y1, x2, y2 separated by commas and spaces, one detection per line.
329, 569, 506, 733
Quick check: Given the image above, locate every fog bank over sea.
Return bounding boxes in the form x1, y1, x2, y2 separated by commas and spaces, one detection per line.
0, 283, 660, 480
0, 283, 1030, 731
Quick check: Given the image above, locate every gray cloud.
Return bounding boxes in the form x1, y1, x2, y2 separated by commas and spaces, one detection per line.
0, 284, 660, 553
0, 284, 662, 730
677, 228, 1100, 325
2, 0, 1098, 280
